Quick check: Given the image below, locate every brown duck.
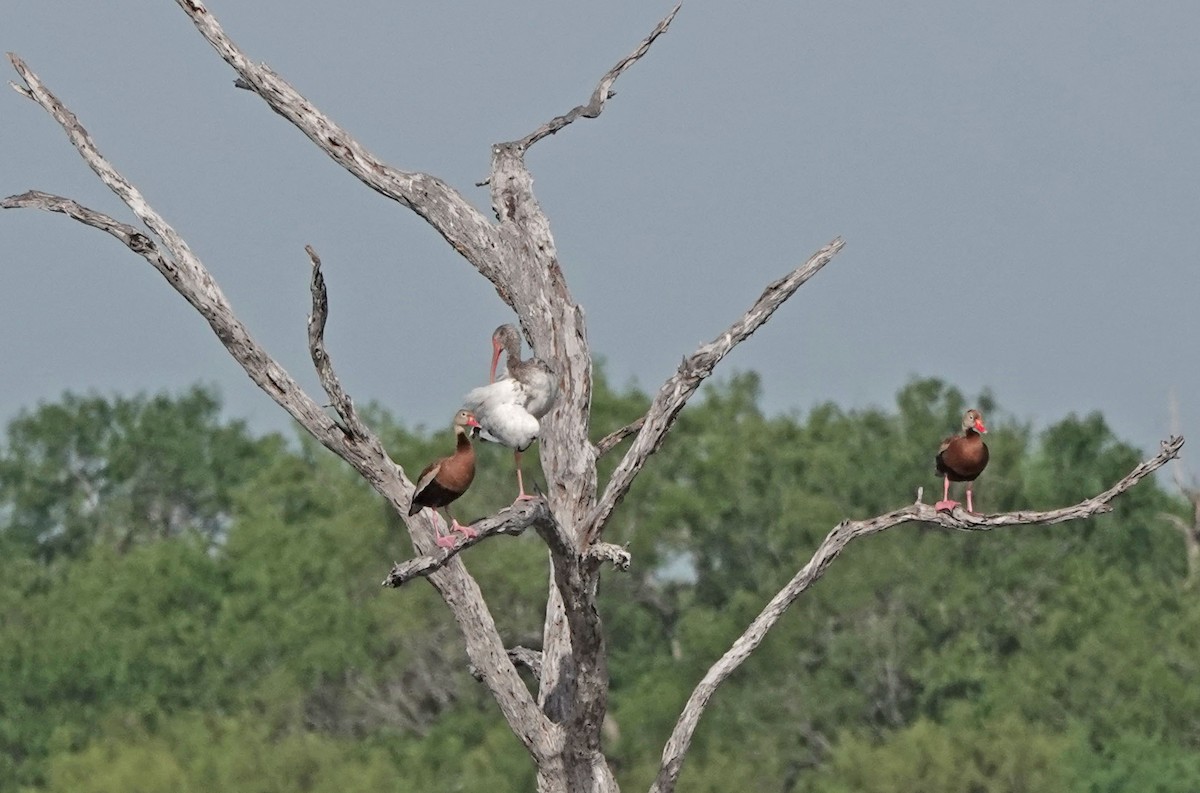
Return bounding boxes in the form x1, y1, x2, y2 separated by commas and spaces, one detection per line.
409, 410, 481, 548
935, 408, 989, 513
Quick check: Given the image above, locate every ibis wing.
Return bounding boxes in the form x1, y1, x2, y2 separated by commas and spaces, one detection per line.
464, 379, 523, 413
521, 361, 558, 419
463, 380, 540, 450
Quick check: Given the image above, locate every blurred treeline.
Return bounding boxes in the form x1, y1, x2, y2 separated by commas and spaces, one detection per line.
0, 372, 1197, 792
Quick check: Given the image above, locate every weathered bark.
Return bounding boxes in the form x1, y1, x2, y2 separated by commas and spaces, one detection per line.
4, 6, 1183, 792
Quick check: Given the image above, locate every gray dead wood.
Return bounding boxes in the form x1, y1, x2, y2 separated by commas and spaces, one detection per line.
5, 5, 1179, 792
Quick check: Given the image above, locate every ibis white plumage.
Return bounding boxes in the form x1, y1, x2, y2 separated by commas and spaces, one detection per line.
462, 324, 558, 500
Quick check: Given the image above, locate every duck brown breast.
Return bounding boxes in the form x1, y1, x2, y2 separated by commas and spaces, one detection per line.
936, 433, 989, 481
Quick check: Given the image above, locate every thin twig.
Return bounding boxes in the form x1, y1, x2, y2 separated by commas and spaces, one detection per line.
585, 237, 846, 543
649, 435, 1184, 793
595, 417, 646, 457
305, 244, 368, 440
513, 3, 682, 151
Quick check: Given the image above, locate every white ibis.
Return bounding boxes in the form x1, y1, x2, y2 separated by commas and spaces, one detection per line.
462, 324, 558, 500
409, 409, 482, 548
934, 408, 990, 513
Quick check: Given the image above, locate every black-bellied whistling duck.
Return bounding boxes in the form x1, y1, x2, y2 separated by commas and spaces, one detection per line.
462, 324, 558, 501
409, 410, 482, 548
935, 408, 990, 513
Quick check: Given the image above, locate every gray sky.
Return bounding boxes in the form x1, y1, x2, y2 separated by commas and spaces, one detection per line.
4, 1, 1198, 462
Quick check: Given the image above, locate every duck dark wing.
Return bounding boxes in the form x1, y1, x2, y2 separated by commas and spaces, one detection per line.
409, 459, 444, 515
937, 436, 989, 481
934, 434, 954, 475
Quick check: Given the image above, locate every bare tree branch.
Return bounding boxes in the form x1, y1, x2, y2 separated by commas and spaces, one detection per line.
305, 244, 370, 440
508, 646, 544, 679
0, 184, 353, 460
586, 542, 632, 573
7, 79, 34, 101
170, 0, 508, 290
595, 417, 646, 457
471, 647, 545, 683
384, 499, 555, 587
648, 435, 1185, 793
585, 237, 846, 544
512, 3, 682, 151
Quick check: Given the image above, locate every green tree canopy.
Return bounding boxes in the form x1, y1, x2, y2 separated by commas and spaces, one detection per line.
0, 386, 280, 559
0, 377, 1194, 792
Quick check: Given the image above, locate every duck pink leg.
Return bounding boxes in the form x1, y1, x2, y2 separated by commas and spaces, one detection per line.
436, 509, 477, 547
514, 450, 536, 501
934, 476, 960, 512
431, 511, 458, 549
966, 484, 975, 514
449, 517, 478, 542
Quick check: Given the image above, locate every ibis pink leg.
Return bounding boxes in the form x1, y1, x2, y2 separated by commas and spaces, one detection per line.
514, 450, 536, 501
934, 475, 960, 512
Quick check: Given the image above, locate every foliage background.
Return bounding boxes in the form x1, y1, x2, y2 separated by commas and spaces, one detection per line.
0, 373, 1194, 792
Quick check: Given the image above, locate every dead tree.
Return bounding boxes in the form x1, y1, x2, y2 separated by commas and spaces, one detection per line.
3, 3, 1183, 791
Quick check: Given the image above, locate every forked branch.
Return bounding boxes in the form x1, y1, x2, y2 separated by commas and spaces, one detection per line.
171, 0, 506, 289
585, 237, 846, 543
649, 435, 1185, 793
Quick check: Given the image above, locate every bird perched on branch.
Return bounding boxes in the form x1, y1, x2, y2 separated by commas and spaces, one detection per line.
463, 324, 558, 501
935, 408, 990, 513
409, 409, 481, 548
